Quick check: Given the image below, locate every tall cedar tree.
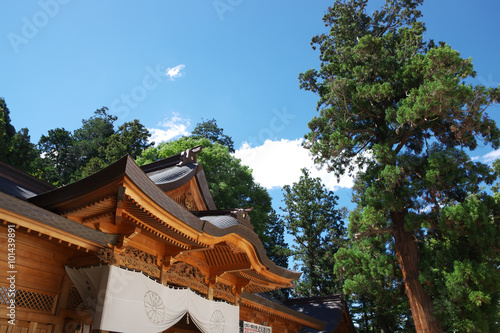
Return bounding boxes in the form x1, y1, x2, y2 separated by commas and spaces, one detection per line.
0, 97, 39, 173
299, 1, 500, 332
281, 168, 344, 297
263, 209, 292, 301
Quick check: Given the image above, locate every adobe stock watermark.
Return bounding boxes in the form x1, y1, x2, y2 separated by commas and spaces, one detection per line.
236, 106, 296, 163
213, 0, 243, 21
478, 74, 500, 88
7, 0, 70, 54
6, 225, 16, 326
66, 266, 136, 332
110, 64, 167, 120
247, 106, 295, 145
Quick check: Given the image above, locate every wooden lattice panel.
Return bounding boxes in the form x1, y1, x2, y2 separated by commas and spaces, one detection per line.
0, 286, 10, 305
0, 285, 55, 313
67, 286, 85, 310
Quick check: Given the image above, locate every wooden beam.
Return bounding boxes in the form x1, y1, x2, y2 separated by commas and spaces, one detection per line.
210, 262, 252, 277
115, 186, 126, 225
0, 209, 102, 252
115, 227, 141, 251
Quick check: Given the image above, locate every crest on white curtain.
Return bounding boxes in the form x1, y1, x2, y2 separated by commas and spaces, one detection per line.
66, 265, 239, 333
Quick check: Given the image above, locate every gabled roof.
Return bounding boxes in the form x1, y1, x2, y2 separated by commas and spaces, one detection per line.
241, 291, 327, 331
194, 207, 255, 230
27, 153, 301, 283
0, 161, 55, 199
285, 295, 356, 333
28, 155, 206, 233
140, 146, 216, 210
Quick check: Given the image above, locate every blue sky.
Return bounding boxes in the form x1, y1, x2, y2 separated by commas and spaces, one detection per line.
1, 0, 499, 212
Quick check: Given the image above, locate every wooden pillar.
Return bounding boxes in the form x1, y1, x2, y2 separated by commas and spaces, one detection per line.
114, 186, 126, 226
55, 273, 72, 316
233, 285, 244, 306
160, 269, 168, 286
207, 276, 217, 301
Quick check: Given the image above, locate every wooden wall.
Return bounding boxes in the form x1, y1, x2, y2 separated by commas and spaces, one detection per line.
240, 305, 301, 333
0, 225, 92, 333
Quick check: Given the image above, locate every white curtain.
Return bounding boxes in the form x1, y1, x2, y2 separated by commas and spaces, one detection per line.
66, 265, 239, 333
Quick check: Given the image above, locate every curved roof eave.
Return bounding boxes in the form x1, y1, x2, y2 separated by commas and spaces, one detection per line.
201, 220, 302, 280
28, 155, 207, 233
28, 155, 300, 280
140, 152, 216, 211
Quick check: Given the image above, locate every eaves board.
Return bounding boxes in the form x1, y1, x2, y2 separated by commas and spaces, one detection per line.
0, 191, 118, 249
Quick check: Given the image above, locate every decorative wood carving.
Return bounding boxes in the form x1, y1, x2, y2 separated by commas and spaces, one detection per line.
213, 282, 234, 303
184, 192, 196, 211
166, 262, 208, 294
97, 248, 117, 265
117, 246, 160, 278
173, 192, 198, 211
177, 146, 202, 166
225, 241, 246, 255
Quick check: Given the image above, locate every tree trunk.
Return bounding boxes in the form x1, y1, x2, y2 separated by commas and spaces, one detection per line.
392, 211, 442, 333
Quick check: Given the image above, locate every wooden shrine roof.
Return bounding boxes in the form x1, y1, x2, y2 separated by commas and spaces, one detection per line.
26, 151, 301, 288
140, 145, 216, 210
242, 292, 327, 331
0, 148, 339, 332
0, 191, 119, 249
0, 160, 55, 199
284, 295, 357, 333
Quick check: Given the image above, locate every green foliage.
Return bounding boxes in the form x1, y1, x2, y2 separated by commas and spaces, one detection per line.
420, 192, 500, 332
38, 128, 76, 185
336, 213, 414, 332
281, 168, 345, 297
36, 107, 153, 185
264, 209, 291, 269
106, 119, 155, 160
262, 209, 292, 301
0, 97, 39, 174
191, 118, 235, 153
300, 0, 500, 330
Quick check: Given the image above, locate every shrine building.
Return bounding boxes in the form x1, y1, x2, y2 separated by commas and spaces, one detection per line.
0, 146, 356, 333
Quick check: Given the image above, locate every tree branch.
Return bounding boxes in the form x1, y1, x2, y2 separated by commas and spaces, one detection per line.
355, 225, 395, 240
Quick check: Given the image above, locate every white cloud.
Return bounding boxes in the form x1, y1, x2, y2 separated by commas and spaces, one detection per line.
481, 149, 500, 163
166, 64, 185, 80
148, 113, 191, 144
234, 138, 359, 191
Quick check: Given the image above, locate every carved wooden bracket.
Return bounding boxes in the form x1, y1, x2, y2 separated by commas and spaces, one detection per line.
167, 262, 208, 295
97, 248, 117, 265
115, 227, 141, 252
225, 241, 246, 255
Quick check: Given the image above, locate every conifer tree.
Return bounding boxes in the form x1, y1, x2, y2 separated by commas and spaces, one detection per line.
282, 168, 345, 297
299, 1, 500, 331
